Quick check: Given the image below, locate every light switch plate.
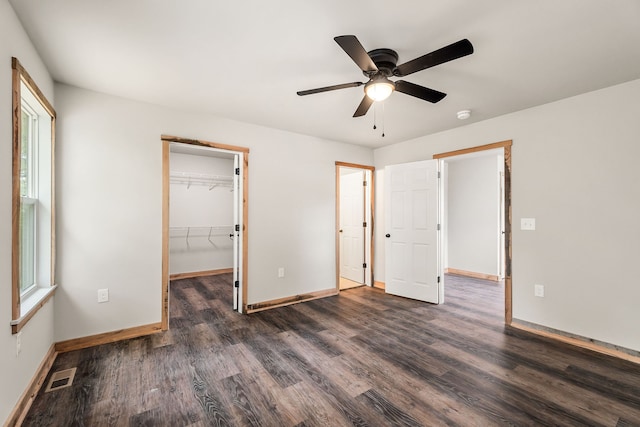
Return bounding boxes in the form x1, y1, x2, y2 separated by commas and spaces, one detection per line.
521, 218, 536, 230
534, 284, 545, 297
98, 288, 109, 303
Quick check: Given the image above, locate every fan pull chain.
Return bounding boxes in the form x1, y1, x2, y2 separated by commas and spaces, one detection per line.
373, 103, 377, 130
382, 102, 385, 137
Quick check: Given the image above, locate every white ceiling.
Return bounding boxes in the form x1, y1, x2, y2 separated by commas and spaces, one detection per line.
10, 0, 640, 148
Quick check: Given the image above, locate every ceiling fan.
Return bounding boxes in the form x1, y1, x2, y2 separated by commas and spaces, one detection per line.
297, 35, 474, 117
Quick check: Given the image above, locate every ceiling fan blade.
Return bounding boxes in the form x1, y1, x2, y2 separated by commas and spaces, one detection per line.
394, 39, 474, 77
353, 95, 374, 117
334, 35, 378, 73
395, 80, 447, 103
297, 82, 364, 96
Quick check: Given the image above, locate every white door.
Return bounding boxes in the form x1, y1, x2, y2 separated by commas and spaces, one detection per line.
385, 159, 441, 303
340, 170, 365, 283
232, 154, 242, 312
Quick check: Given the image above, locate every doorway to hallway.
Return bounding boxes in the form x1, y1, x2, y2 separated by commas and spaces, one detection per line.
434, 140, 513, 324
335, 162, 375, 291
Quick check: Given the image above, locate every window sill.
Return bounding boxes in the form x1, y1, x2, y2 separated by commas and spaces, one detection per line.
11, 285, 58, 334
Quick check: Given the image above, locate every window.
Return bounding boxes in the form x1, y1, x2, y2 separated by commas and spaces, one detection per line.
11, 57, 57, 334
20, 100, 38, 298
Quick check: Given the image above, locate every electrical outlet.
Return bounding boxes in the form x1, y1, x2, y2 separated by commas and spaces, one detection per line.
16, 331, 22, 356
534, 284, 545, 297
521, 218, 536, 230
98, 288, 109, 303
278, 267, 285, 278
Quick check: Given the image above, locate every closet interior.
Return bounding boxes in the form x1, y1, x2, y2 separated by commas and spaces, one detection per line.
169, 146, 235, 277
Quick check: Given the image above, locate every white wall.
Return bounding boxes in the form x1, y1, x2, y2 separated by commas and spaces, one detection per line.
169, 153, 234, 275
446, 154, 500, 276
54, 83, 373, 341
0, 1, 56, 423
374, 78, 640, 352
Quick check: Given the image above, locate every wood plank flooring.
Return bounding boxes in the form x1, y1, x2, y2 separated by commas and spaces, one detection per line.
23, 274, 640, 426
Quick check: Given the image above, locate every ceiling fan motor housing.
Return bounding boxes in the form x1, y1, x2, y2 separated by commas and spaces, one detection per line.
365, 48, 399, 78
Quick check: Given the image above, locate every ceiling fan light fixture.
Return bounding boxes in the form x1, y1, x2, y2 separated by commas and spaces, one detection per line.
365, 78, 395, 101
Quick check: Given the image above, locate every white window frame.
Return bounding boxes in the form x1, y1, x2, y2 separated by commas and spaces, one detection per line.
20, 100, 39, 300
11, 57, 57, 334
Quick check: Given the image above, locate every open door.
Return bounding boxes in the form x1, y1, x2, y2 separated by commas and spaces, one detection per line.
384, 159, 441, 303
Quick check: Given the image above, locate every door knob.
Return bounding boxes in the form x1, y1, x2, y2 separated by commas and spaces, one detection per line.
385, 234, 391, 238
339, 229, 343, 233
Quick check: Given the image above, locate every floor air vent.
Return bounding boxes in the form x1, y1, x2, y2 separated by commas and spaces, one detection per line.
44, 367, 77, 393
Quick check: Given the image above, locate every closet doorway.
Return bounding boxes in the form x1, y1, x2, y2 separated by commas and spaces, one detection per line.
335, 162, 375, 291
161, 135, 249, 330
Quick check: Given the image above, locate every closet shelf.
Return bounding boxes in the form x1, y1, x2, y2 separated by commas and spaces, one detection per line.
170, 171, 233, 189
170, 226, 234, 237
170, 226, 235, 245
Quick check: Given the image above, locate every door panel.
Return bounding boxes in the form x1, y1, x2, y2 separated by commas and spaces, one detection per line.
389, 241, 408, 283
385, 159, 440, 303
412, 243, 429, 283
390, 191, 405, 229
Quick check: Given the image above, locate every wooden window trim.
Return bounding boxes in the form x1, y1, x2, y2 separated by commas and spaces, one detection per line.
11, 57, 57, 334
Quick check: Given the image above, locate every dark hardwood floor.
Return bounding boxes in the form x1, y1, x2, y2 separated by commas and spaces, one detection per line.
24, 274, 640, 426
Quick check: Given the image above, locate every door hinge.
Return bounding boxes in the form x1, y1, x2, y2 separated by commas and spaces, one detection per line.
438, 171, 441, 179
437, 224, 441, 231
363, 221, 367, 227
363, 180, 367, 187
234, 281, 239, 288
363, 263, 367, 269
235, 224, 240, 232
235, 167, 240, 175
437, 276, 441, 283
